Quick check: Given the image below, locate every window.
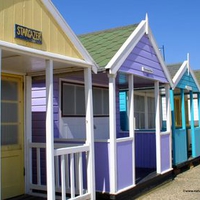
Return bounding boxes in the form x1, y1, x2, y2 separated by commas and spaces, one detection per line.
119, 91, 129, 131
62, 83, 85, 116
134, 95, 145, 129
174, 96, 189, 127
61, 81, 109, 116
119, 91, 156, 130
93, 87, 109, 116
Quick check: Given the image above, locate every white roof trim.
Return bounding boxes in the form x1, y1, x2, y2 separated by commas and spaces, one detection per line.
105, 20, 146, 74
148, 27, 173, 87
0, 40, 93, 68
172, 59, 200, 91
41, 0, 98, 73
105, 16, 173, 87
172, 61, 187, 89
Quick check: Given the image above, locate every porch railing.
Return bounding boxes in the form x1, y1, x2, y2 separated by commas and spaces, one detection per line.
29, 142, 91, 200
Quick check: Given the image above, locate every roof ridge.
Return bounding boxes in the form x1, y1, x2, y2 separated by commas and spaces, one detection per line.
78, 23, 139, 37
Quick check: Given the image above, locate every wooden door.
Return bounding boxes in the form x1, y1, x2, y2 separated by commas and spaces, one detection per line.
1, 74, 24, 199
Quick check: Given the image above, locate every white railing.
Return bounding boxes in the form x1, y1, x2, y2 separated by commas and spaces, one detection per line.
29, 142, 91, 200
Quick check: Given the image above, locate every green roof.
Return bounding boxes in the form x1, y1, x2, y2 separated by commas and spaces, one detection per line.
167, 63, 182, 79
78, 24, 138, 69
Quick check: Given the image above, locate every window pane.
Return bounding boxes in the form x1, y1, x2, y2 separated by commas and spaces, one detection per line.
134, 95, 145, 129
103, 89, 109, 114
62, 84, 75, 115
2, 102, 18, 123
93, 88, 102, 115
147, 97, 155, 128
2, 80, 18, 101
134, 95, 145, 112
76, 86, 85, 115
119, 91, 126, 112
1, 125, 18, 145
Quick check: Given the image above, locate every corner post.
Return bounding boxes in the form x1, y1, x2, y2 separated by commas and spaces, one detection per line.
84, 67, 96, 200
108, 73, 117, 193
190, 91, 195, 157
165, 84, 172, 168
25, 76, 32, 194
181, 89, 186, 129
155, 81, 161, 173
46, 60, 55, 200
128, 74, 135, 185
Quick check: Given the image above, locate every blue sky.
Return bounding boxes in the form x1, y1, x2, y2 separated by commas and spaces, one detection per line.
52, 0, 200, 70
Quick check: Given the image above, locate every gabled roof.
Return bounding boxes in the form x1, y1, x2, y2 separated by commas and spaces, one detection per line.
79, 15, 173, 86
0, 0, 98, 73
79, 24, 138, 69
42, 0, 98, 73
169, 59, 200, 91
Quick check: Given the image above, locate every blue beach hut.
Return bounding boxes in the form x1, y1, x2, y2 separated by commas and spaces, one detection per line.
167, 55, 200, 166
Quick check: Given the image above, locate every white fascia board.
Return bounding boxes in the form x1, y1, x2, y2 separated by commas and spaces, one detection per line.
41, 0, 98, 73
105, 20, 146, 74
148, 27, 173, 88
0, 40, 92, 68
172, 61, 187, 89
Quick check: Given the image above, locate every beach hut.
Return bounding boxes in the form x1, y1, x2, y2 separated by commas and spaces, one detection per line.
0, 0, 97, 199
78, 15, 173, 198
167, 56, 200, 166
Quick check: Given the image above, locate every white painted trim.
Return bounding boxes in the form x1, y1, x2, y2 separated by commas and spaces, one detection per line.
25, 76, 32, 194
116, 137, 134, 143
172, 59, 200, 91
145, 13, 149, 35
108, 74, 117, 193
105, 20, 146, 74
187, 53, 190, 75
46, 60, 55, 200
41, 0, 98, 73
148, 28, 173, 87
0, 40, 93, 68
165, 84, 172, 169
0, 48, 2, 199
84, 68, 96, 200
116, 184, 136, 194
128, 74, 135, 186
155, 81, 161, 174
172, 61, 187, 88
160, 168, 173, 175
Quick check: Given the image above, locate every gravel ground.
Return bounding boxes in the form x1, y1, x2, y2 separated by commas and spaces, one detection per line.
135, 165, 200, 200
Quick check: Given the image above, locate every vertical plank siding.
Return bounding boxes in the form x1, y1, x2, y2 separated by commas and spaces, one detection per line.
161, 134, 170, 172
0, 0, 82, 58
119, 35, 168, 83
94, 142, 110, 192
173, 129, 187, 165
135, 131, 156, 168
117, 140, 133, 191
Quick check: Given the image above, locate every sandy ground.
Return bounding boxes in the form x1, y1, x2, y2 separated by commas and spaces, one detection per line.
135, 165, 200, 200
